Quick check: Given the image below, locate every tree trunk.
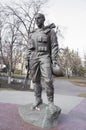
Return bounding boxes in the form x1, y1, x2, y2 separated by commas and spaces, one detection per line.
8, 44, 12, 84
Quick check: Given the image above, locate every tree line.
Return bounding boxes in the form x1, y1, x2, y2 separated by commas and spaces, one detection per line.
58, 47, 86, 77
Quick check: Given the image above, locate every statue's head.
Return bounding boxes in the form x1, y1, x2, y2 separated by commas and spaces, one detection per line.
35, 13, 45, 28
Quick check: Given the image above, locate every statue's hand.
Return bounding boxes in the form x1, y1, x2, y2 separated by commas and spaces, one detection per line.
52, 60, 57, 66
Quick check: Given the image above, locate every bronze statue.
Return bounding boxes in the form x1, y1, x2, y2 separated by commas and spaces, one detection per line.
25, 13, 61, 112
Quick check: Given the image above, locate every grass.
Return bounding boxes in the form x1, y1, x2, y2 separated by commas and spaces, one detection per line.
67, 78, 86, 87
0, 78, 33, 91
78, 93, 86, 98
0, 87, 15, 91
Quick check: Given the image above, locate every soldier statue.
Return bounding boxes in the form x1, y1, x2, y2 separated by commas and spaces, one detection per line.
25, 13, 61, 113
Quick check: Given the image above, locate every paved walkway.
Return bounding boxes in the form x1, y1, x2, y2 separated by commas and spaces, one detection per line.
0, 90, 84, 114
54, 79, 86, 95
0, 79, 86, 130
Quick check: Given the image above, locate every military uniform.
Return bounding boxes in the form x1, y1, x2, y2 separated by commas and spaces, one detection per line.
26, 26, 58, 106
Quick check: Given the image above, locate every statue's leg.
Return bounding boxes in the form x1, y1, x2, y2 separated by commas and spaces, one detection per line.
45, 81, 54, 103
40, 59, 61, 117
40, 55, 54, 104
30, 59, 43, 109
32, 82, 43, 109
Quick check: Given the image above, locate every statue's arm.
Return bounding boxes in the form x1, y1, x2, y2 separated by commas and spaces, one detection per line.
50, 29, 59, 64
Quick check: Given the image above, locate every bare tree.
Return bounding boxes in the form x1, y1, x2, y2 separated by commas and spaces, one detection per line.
0, 0, 48, 84
58, 47, 84, 77
6, 0, 48, 45
84, 54, 86, 68
0, 3, 11, 71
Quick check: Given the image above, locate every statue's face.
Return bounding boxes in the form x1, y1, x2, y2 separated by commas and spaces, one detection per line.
35, 14, 45, 28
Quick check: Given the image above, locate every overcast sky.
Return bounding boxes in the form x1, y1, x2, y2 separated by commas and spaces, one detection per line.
1, 0, 86, 59
43, 0, 86, 59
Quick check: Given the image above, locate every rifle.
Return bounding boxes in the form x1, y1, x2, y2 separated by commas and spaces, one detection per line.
23, 59, 30, 89
44, 23, 56, 30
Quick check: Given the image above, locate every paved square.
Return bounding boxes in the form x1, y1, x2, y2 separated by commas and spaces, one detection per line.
0, 90, 84, 114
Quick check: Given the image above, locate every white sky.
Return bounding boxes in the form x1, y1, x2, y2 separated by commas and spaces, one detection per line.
43, 0, 86, 59
1, 0, 86, 59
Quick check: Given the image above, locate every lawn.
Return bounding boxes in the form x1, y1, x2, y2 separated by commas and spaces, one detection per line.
78, 93, 86, 98
67, 77, 86, 87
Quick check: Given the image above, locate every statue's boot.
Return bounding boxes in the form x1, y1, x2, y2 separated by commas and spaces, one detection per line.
47, 95, 61, 120
32, 97, 43, 110
47, 102, 61, 120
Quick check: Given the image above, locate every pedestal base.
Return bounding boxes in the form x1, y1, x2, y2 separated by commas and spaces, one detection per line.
18, 103, 61, 128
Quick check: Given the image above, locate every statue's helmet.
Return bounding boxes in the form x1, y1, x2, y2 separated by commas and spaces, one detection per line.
35, 13, 45, 21
52, 64, 64, 77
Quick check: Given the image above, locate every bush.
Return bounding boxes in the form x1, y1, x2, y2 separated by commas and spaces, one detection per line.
14, 69, 21, 75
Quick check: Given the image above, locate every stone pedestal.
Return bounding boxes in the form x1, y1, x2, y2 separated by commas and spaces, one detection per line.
18, 103, 61, 129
